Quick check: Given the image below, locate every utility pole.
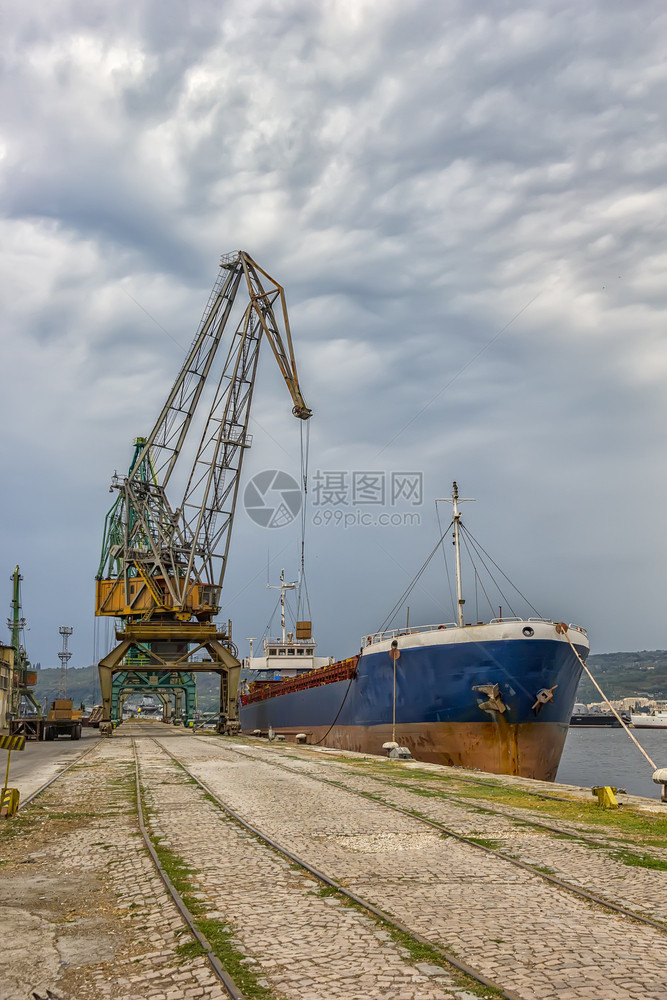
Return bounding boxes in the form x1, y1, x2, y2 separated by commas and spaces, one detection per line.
58, 627, 73, 698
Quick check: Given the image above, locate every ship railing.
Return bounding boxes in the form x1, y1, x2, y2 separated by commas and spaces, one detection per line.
489, 617, 588, 636
263, 637, 315, 647
362, 623, 459, 646
362, 618, 588, 646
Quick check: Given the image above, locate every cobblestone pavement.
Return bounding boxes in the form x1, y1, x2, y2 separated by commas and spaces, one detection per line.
216, 740, 667, 924
0, 738, 229, 1000
166, 735, 667, 1000
136, 738, 466, 1000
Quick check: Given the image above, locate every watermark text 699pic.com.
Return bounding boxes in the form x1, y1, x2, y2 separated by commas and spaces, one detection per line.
243, 469, 423, 530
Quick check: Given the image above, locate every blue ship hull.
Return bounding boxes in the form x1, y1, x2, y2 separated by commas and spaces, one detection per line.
240, 625, 588, 780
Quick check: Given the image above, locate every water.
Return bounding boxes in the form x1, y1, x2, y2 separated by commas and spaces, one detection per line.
556, 727, 667, 800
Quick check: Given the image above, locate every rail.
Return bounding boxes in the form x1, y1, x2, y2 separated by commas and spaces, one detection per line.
133, 739, 245, 999
155, 737, 521, 1000
209, 737, 667, 936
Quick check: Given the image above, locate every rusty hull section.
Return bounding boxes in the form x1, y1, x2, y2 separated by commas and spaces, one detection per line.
260, 719, 569, 781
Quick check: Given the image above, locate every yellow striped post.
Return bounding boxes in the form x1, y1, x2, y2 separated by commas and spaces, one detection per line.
0, 735, 26, 752
1, 733, 26, 819
0, 788, 19, 818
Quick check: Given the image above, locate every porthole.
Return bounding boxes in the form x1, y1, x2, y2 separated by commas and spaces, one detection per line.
522, 626, 535, 637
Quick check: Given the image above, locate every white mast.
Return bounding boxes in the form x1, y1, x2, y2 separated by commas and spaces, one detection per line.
438, 482, 475, 628
267, 570, 297, 643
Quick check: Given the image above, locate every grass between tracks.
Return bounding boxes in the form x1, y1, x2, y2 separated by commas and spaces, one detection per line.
315, 884, 501, 999
148, 836, 276, 999
140, 774, 277, 1000
331, 757, 667, 851
154, 749, 503, 998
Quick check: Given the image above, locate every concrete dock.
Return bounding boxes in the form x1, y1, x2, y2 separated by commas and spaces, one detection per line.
1, 721, 665, 1000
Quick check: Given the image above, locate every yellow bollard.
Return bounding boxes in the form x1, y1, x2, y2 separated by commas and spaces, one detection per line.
591, 785, 619, 809
0, 787, 19, 818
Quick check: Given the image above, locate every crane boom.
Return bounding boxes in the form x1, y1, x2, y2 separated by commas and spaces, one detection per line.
95, 251, 311, 622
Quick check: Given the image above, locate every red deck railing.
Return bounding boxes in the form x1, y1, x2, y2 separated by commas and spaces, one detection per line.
241, 656, 358, 706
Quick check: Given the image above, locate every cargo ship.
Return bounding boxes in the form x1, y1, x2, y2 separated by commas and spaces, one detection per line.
239, 484, 590, 780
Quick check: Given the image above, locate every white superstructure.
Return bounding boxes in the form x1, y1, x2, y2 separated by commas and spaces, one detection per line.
630, 711, 667, 729
241, 570, 331, 686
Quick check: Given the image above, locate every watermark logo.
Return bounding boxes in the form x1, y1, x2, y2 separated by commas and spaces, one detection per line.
244, 469, 423, 529
243, 470, 302, 528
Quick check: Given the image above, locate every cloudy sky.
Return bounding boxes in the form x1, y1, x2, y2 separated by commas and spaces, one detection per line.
2, 0, 667, 671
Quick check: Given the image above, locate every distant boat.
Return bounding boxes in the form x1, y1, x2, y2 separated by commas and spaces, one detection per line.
569, 703, 624, 727
630, 711, 667, 729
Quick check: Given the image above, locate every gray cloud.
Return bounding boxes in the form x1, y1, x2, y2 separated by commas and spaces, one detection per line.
2, 1, 667, 668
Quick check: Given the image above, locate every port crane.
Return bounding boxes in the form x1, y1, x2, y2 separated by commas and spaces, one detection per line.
96, 251, 311, 733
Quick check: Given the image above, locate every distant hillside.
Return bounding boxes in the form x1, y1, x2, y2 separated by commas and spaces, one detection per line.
577, 650, 667, 702
34, 665, 221, 712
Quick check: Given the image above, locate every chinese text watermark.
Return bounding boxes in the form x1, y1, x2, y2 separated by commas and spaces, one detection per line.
244, 469, 423, 529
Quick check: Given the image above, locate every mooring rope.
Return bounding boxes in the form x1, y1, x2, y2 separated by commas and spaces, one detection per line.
562, 629, 657, 772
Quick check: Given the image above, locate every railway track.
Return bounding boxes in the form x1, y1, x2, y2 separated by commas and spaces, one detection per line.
10, 735, 249, 999
147, 732, 667, 999
17, 736, 102, 809
132, 738, 246, 1000
146, 738, 667, 1000
3, 733, 237, 1000
213, 738, 659, 848
11, 728, 667, 998
201, 736, 667, 931
144, 739, 520, 1000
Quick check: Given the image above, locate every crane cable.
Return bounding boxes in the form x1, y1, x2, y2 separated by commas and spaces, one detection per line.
297, 420, 312, 621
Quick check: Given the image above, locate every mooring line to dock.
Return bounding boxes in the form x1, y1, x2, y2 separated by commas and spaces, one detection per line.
132, 738, 246, 1000
18, 737, 102, 811
204, 737, 667, 935
563, 631, 659, 771
153, 737, 522, 1000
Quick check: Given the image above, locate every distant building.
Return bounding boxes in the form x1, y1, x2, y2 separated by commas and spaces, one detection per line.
0, 645, 14, 732
587, 696, 661, 713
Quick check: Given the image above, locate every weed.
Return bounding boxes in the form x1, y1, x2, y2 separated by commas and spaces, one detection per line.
197, 919, 276, 1000
611, 849, 667, 871
175, 939, 206, 960
466, 837, 503, 850
315, 881, 501, 997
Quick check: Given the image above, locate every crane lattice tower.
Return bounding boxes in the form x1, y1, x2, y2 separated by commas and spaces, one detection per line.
58, 626, 73, 698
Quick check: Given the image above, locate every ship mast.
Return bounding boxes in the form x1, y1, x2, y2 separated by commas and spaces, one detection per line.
439, 482, 475, 627
267, 570, 297, 643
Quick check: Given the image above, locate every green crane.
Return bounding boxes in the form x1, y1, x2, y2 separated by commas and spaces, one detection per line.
8, 567, 41, 718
